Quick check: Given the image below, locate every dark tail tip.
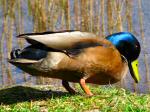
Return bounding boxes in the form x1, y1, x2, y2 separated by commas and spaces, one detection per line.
10, 49, 21, 59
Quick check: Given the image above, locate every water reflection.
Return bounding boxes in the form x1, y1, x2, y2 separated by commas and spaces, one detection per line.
0, 0, 149, 93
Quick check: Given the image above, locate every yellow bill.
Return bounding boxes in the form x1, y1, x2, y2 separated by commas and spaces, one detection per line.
129, 59, 140, 83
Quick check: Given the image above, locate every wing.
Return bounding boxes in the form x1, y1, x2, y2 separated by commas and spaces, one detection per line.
17, 30, 98, 50
17, 30, 113, 56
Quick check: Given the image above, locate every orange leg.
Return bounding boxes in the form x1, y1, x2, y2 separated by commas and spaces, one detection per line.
79, 78, 93, 96
62, 80, 76, 94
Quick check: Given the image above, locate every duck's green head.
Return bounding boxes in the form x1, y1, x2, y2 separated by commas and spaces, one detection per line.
106, 32, 141, 83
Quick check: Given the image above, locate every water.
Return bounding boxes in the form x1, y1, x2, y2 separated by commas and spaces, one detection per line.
0, 0, 150, 93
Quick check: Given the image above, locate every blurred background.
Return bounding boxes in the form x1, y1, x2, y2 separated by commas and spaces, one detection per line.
0, 0, 149, 93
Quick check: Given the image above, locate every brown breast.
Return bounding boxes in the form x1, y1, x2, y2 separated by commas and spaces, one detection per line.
77, 46, 128, 84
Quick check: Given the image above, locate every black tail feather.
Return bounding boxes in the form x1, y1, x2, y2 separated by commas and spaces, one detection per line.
10, 49, 21, 59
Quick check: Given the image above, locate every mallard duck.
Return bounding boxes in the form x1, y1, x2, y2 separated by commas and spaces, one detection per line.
9, 31, 141, 96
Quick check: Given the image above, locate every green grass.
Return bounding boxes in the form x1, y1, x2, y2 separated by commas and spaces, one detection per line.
0, 85, 150, 112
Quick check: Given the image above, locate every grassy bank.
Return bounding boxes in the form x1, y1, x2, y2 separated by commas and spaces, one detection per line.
0, 85, 149, 112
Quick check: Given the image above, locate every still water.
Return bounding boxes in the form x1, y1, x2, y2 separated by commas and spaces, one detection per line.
0, 0, 150, 93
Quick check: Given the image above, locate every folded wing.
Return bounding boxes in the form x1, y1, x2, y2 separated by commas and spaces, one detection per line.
17, 30, 98, 50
